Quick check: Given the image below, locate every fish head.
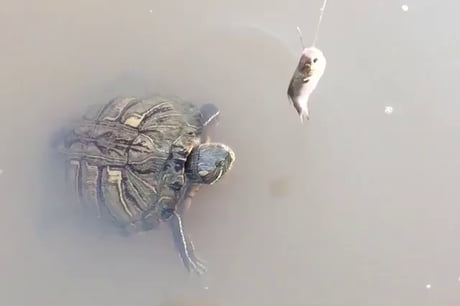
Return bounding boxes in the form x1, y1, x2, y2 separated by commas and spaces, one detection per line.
299, 47, 327, 77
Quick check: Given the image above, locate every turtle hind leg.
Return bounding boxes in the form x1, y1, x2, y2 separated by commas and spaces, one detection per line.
49, 127, 72, 152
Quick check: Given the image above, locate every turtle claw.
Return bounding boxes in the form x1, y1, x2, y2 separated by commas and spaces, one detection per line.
170, 212, 208, 276
183, 237, 207, 275
184, 254, 207, 276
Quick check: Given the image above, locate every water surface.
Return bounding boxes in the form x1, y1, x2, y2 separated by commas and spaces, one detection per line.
1, 1, 459, 305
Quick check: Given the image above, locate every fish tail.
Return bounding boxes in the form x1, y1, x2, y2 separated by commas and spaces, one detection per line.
291, 96, 310, 123
299, 107, 309, 123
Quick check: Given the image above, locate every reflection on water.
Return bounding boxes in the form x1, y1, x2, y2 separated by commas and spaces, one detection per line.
1, 0, 460, 305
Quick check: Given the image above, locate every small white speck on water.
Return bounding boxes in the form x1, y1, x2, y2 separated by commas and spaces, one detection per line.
148, 9, 153, 13
0, 169, 3, 175
425, 284, 432, 289
401, 4, 409, 12
384, 106, 394, 114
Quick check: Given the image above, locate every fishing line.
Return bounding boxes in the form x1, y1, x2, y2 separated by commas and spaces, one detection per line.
312, 0, 328, 46
296, 26, 305, 49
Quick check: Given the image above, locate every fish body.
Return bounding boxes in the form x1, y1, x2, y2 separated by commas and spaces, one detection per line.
287, 46, 326, 122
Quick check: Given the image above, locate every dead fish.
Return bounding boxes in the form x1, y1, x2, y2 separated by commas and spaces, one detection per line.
287, 46, 326, 122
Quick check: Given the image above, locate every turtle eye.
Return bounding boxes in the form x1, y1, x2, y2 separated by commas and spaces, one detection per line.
199, 170, 209, 177
160, 208, 174, 219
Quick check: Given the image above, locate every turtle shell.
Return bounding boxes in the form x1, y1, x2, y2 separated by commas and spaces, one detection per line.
57, 96, 206, 231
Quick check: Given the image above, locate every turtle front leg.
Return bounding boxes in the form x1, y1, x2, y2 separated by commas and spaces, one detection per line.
169, 211, 207, 275
199, 103, 220, 144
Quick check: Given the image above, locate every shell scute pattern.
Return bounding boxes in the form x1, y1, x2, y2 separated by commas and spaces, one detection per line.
59, 96, 204, 231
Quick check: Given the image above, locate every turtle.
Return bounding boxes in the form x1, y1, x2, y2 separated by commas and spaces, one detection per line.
54, 95, 235, 274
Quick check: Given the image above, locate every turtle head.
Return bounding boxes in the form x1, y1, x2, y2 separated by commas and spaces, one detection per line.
186, 143, 235, 185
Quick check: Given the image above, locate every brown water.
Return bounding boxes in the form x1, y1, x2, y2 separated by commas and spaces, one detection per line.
1, 1, 460, 305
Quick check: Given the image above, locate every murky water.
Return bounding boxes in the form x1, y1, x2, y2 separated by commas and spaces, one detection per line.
1, 1, 460, 305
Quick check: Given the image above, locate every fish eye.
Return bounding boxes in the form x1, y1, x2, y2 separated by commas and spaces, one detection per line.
313, 58, 318, 63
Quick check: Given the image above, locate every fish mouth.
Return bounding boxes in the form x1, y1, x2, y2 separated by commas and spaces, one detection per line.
304, 62, 320, 73
309, 66, 320, 74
